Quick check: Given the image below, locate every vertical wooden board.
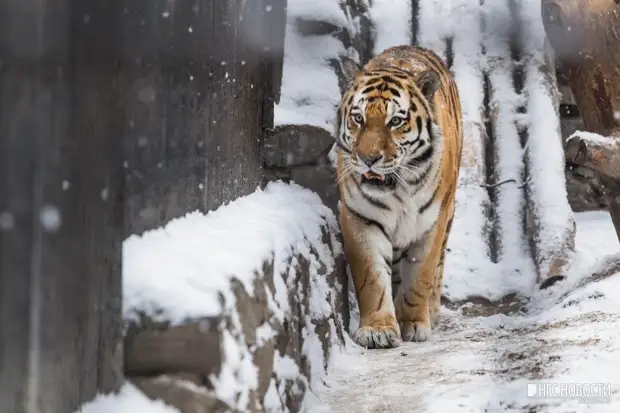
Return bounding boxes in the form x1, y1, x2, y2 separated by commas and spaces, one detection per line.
0, 0, 123, 411
202, 0, 287, 211
120, 0, 210, 235
122, 0, 288, 234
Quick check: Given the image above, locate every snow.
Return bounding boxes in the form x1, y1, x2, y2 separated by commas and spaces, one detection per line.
123, 180, 337, 325
73, 383, 179, 413
318, 210, 620, 412
39, 205, 62, 232
0, 211, 14, 231
368, 0, 411, 55
273, 0, 348, 129
568, 130, 617, 146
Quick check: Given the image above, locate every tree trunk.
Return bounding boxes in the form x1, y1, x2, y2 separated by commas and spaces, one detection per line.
542, 0, 620, 242
0, 1, 123, 412
123, 0, 288, 235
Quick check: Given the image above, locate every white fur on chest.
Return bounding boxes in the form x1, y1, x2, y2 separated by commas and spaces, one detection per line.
390, 190, 440, 248
345, 182, 441, 249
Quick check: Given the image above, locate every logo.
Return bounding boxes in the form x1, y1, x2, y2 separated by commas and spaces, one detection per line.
527, 382, 612, 404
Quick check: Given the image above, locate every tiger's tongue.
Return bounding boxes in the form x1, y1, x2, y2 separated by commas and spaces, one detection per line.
363, 171, 385, 181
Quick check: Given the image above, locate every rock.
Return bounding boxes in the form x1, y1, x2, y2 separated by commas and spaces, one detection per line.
124, 222, 348, 413
131, 375, 234, 413
264, 124, 334, 169
264, 124, 341, 215
560, 114, 609, 211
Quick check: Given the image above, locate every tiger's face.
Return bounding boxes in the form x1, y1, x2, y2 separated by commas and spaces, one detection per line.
336, 68, 441, 194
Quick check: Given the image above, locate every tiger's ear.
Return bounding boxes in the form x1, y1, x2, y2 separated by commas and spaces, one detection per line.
416, 69, 441, 101
340, 57, 362, 87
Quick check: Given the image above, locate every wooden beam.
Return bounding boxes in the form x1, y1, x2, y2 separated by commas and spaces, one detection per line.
122, 0, 288, 235
0, 0, 124, 411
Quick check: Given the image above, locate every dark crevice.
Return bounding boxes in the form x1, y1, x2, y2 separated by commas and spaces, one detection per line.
445, 37, 454, 71
483, 72, 499, 264
480, 0, 499, 263
509, 0, 538, 279
411, 0, 419, 46
346, 0, 374, 66
559, 103, 580, 118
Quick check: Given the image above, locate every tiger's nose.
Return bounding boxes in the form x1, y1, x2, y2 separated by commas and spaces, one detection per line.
359, 154, 382, 166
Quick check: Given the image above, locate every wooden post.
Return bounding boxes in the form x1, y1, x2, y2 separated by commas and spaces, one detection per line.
123, 0, 288, 235
542, 0, 620, 242
0, 0, 123, 412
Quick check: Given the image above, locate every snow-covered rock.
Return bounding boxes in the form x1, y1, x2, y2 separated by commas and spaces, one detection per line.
121, 181, 349, 413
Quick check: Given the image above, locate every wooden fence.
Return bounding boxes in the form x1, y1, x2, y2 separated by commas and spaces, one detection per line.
0, 1, 287, 412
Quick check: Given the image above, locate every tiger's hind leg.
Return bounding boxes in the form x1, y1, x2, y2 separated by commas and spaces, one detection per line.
340, 205, 401, 349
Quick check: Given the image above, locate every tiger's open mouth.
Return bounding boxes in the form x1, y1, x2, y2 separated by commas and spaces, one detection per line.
361, 171, 396, 187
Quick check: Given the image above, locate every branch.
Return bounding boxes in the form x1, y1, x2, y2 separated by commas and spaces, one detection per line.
565, 130, 620, 180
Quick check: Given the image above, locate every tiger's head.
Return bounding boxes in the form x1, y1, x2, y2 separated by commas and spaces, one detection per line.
335, 60, 443, 195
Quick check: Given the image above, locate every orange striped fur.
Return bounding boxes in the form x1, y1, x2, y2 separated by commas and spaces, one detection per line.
334, 45, 463, 348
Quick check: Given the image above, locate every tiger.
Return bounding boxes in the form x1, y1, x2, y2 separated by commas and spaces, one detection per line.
333, 45, 463, 349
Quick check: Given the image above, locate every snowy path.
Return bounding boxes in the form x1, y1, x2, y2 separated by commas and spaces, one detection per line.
315, 211, 620, 413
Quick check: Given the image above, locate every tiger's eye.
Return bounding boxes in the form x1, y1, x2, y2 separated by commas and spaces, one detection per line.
352, 113, 364, 124
389, 117, 402, 127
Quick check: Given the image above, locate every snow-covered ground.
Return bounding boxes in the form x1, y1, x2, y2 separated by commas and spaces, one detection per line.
314, 210, 620, 413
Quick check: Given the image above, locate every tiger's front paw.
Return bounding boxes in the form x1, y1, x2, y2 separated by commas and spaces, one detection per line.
353, 322, 402, 349
400, 320, 431, 342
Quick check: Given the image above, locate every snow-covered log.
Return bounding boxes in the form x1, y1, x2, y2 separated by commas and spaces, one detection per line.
542, 0, 620, 243
482, 0, 534, 287
122, 182, 349, 413
518, 0, 576, 287
566, 131, 620, 181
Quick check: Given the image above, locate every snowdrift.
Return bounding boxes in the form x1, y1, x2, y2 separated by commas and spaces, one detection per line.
120, 182, 349, 413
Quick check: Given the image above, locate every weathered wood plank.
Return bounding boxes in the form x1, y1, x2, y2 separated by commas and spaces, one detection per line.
123, 0, 288, 235
0, 0, 123, 411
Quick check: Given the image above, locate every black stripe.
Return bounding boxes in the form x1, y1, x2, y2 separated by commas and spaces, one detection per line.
392, 250, 409, 265
402, 126, 422, 147
359, 272, 370, 291
406, 162, 432, 186
413, 290, 426, 299
403, 293, 418, 307
376, 290, 386, 311
336, 139, 351, 154
362, 85, 377, 94
419, 185, 440, 214
416, 116, 423, 134
415, 146, 434, 163
426, 119, 435, 142
445, 217, 454, 238
438, 217, 454, 267
361, 192, 391, 210
405, 138, 423, 152
383, 255, 392, 270
387, 88, 401, 97
344, 203, 390, 239
409, 83, 433, 115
